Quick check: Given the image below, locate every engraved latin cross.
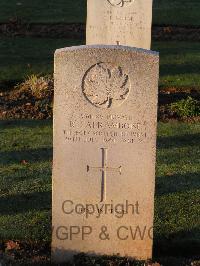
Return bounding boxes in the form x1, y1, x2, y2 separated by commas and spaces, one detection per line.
87, 148, 122, 202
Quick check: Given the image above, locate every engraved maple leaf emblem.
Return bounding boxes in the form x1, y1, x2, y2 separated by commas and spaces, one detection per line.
107, 0, 133, 7
83, 63, 130, 108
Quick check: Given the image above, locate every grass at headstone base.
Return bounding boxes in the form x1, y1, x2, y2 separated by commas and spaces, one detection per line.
0, 0, 200, 26
0, 38, 200, 91
0, 120, 199, 264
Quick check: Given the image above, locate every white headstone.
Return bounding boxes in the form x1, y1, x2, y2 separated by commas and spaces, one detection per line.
52, 45, 159, 263
86, 0, 153, 49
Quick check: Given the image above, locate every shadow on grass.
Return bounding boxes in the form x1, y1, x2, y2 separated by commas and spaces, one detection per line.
0, 168, 51, 195
0, 80, 22, 92
0, 191, 51, 215
154, 227, 200, 257
0, 147, 52, 165
160, 63, 200, 76
0, 119, 52, 129
156, 172, 200, 196
157, 132, 200, 149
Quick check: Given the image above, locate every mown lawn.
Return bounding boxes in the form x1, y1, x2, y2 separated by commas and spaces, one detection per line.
153, 0, 200, 26
0, 0, 199, 26
0, 38, 83, 88
0, 120, 199, 260
0, 38, 200, 90
152, 41, 200, 89
0, 120, 52, 241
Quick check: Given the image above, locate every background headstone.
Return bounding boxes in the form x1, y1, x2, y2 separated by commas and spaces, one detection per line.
86, 0, 153, 49
52, 45, 159, 262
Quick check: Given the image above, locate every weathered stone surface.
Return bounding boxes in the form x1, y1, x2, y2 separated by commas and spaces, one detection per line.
86, 0, 153, 49
52, 45, 159, 262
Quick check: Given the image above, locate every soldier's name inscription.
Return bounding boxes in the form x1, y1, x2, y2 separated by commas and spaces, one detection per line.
63, 113, 149, 144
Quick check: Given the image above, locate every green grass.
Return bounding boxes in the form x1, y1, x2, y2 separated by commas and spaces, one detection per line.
155, 122, 200, 257
152, 41, 200, 89
0, 0, 199, 26
0, 38, 82, 87
153, 0, 200, 26
0, 120, 52, 241
0, 120, 200, 258
0, 38, 200, 90
0, 0, 86, 24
